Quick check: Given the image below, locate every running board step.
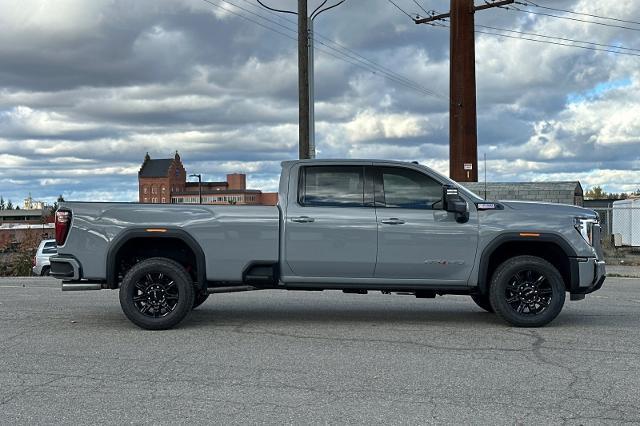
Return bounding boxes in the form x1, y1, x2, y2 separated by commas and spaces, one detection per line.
207, 285, 257, 294
62, 282, 103, 291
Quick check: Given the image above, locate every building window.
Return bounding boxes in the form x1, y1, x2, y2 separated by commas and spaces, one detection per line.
144, 197, 148, 203
162, 197, 166, 203
152, 187, 158, 195
143, 186, 148, 194
162, 186, 166, 193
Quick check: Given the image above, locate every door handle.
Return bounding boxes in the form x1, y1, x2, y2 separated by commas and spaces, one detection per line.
291, 216, 315, 223
381, 218, 405, 225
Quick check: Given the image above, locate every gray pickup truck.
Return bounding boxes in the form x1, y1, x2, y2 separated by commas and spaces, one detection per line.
51, 159, 606, 329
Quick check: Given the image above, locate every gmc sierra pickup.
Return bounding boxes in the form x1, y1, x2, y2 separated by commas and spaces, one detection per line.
50, 159, 606, 329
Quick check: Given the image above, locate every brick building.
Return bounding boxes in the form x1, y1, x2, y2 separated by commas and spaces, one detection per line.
138, 152, 278, 205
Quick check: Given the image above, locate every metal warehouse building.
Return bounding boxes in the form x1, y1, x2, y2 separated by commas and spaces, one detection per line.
463, 182, 584, 206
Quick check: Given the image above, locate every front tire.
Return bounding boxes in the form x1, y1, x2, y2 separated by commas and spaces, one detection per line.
489, 256, 565, 327
40, 266, 51, 276
119, 257, 195, 330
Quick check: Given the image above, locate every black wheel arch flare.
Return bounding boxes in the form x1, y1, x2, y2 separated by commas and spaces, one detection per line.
106, 228, 207, 290
477, 232, 578, 295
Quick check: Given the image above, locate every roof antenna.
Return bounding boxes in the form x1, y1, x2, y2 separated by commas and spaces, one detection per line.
484, 153, 488, 200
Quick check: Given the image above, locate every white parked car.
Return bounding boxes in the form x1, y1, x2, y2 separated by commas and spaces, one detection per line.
32, 239, 57, 276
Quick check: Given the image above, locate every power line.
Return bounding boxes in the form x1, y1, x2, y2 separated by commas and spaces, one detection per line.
200, 0, 298, 42
430, 21, 640, 58
241, 0, 446, 99
476, 28, 640, 57
504, 4, 640, 33
387, 0, 416, 20
521, 1, 640, 27
475, 24, 640, 54
237, 0, 447, 99
199, 0, 447, 100
255, 0, 296, 15
412, 0, 430, 16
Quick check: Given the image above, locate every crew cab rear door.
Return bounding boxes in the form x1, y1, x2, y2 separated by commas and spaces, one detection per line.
373, 165, 479, 284
282, 164, 377, 279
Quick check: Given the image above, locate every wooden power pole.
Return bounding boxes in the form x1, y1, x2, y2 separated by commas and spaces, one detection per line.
415, 0, 513, 182
298, 0, 310, 160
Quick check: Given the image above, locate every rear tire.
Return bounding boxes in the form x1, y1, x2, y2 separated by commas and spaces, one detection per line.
489, 255, 565, 327
119, 257, 195, 330
40, 266, 51, 276
470, 294, 494, 313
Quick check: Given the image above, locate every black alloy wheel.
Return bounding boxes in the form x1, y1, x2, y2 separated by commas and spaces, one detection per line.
504, 269, 553, 315
489, 255, 565, 327
132, 272, 180, 318
119, 257, 194, 330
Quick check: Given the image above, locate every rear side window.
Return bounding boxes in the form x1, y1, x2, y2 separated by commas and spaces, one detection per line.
379, 167, 442, 209
299, 166, 364, 207
42, 242, 57, 254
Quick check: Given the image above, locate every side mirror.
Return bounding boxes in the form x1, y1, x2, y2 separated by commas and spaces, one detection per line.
443, 185, 469, 223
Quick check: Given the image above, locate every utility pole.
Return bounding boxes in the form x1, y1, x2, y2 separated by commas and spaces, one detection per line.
415, 0, 513, 182
298, 0, 310, 160
257, 1, 346, 160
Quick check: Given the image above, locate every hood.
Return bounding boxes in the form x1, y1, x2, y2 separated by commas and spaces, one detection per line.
500, 200, 598, 219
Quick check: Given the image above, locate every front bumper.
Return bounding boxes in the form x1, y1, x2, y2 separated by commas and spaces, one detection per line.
569, 257, 606, 295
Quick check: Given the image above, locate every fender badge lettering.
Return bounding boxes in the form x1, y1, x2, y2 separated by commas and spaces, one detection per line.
424, 260, 466, 266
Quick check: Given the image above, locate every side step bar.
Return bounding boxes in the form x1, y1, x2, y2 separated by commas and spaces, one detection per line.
62, 282, 103, 291
207, 285, 257, 294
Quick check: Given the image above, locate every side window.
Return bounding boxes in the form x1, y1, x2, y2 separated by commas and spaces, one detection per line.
42, 242, 57, 254
379, 167, 442, 209
300, 166, 364, 207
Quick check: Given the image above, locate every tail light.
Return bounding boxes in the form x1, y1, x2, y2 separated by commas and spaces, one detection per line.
32, 255, 36, 267
55, 210, 72, 246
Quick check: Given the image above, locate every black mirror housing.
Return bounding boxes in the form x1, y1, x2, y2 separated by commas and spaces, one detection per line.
443, 185, 469, 222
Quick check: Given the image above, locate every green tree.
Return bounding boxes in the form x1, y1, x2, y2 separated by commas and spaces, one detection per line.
0, 196, 4, 210
57, 194, 65, 202
585, 186, 608, 200
6, 200, 13, 210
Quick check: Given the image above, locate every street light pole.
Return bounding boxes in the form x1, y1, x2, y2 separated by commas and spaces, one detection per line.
189, 174, 202, 204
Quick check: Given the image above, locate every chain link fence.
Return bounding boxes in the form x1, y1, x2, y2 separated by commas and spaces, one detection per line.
592, 207, 639, 244
591, 206, 640, 264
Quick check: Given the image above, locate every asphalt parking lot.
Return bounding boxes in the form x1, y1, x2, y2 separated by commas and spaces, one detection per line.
1, 277, 640, 425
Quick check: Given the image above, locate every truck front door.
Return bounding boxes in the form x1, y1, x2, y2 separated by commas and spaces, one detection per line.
373, 166, 479, 284
283, 165, 377, 279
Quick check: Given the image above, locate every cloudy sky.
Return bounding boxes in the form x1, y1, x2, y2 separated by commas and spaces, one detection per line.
1, 0, 639, 205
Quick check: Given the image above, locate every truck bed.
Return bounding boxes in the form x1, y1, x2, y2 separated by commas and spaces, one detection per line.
57, 202, 280, 282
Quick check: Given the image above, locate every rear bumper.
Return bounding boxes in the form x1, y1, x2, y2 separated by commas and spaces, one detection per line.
49, 255, 82, 281
570, 257, 606, 295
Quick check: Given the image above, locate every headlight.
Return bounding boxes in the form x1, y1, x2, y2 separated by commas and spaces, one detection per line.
574, 217, 598, 246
